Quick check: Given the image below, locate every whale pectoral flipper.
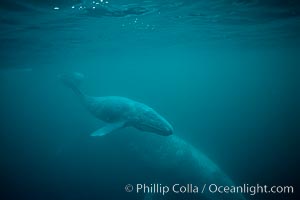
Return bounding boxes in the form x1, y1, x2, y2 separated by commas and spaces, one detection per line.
90, 121, 125, 137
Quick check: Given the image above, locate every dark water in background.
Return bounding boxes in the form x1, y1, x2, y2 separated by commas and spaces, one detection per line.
0, 0, 299, 200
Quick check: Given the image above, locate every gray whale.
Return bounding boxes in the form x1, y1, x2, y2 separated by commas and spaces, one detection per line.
59, 72, 173, 137
90, 133, 246, 200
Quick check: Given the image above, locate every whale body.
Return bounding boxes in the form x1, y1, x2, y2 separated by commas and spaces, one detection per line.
133, 135, 246, 200
87, 133, 246, 200
59, 72, 173, 137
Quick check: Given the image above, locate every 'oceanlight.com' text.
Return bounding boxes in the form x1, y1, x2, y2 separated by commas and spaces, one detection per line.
124, 183, 294, 196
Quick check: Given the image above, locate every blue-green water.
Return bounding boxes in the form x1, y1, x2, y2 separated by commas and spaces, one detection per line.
0, 0, 299, 200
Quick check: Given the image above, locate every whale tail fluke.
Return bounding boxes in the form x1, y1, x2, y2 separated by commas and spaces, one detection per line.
58, 72, 85, 96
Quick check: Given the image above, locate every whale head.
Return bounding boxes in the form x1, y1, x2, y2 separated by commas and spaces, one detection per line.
154, 119, 173, 136
134, 107, 173, 136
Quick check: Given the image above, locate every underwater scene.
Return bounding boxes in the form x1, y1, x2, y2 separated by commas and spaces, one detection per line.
0, 0, 299, 200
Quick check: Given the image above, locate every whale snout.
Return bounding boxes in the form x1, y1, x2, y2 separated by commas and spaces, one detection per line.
160, 122, 174, 136
166, 125, 174, 135
133, 103, 174, 136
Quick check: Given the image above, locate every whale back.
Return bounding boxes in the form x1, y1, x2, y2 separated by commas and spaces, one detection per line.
84, 96, 134, 123
135, 135, 246, 200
